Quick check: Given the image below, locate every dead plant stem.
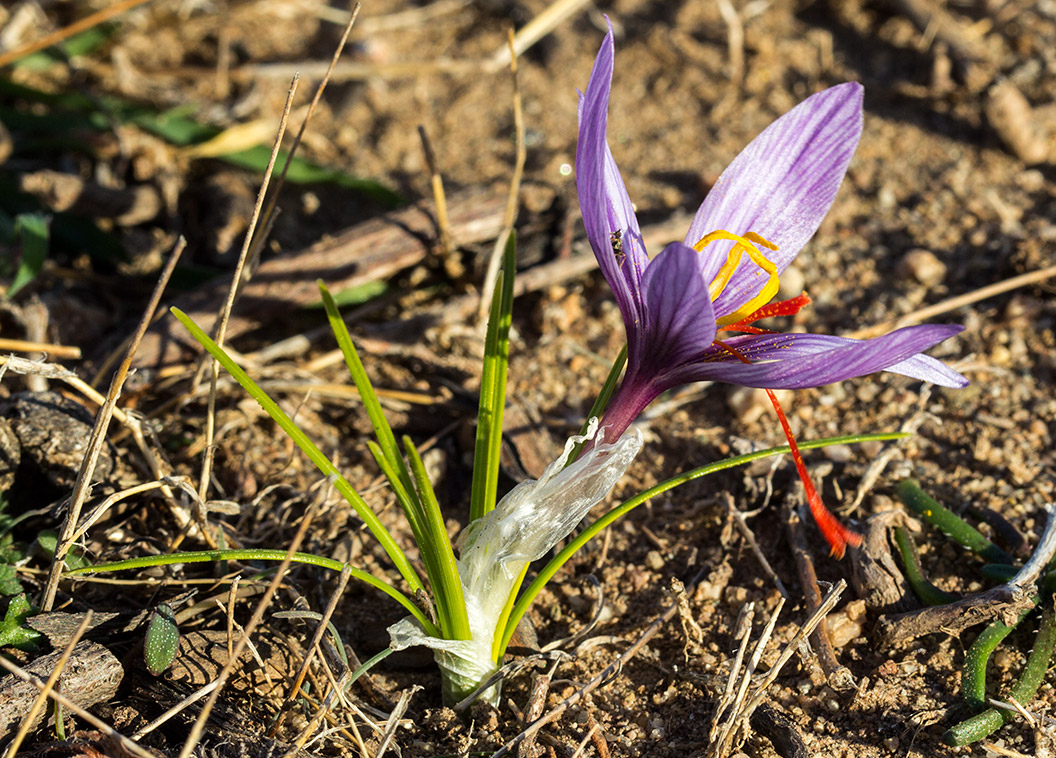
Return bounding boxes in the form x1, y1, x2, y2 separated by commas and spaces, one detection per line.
196, 76, 299, 505
40, 237, 185, 612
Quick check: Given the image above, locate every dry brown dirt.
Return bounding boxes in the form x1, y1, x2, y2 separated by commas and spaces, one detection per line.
1, 1, 1055, 756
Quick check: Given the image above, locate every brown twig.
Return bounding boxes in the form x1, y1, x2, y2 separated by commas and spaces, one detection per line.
781, 494, 845, 683
878, 501, 1056, 646
0, 338, 81, 359
846, 264, 1056, 340
877, 583, 1032, 647
0, 0, 154, 68
39, 236, 185, 612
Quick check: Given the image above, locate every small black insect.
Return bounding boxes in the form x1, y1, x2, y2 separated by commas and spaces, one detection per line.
610, 229, 625, 265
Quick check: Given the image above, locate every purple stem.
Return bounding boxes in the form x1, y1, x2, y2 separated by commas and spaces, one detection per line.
598, 371, 660, 443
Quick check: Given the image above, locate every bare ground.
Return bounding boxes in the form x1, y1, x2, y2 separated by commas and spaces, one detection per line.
1, 0, 1056, 756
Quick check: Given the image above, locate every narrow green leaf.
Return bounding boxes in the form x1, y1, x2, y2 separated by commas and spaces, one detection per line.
170, 307, 424, 595
318, 282, 417, 499
66, 548, 439, 637
8, 213, 49, 298
404, 437, 470, 640
305, 281, 387, 309
892, 526, 960, 606
469, 232, 516, 523
896, 480, 1013, 564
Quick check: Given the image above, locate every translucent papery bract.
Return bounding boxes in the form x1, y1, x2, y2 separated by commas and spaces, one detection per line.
388, 418, 643, 706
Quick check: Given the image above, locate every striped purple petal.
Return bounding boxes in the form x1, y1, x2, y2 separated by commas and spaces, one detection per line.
664, 325, 967, 389
636, 243, 718, 369
685, 84, 864, 320
576, 27, 648, 331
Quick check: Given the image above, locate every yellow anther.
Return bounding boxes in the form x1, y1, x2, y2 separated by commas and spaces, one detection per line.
693, 229, 780, 324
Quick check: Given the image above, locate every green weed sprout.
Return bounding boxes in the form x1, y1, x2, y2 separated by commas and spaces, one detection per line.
894, 480, 1056, 745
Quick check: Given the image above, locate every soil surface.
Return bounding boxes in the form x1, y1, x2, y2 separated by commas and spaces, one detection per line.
1, 1, 1055, 756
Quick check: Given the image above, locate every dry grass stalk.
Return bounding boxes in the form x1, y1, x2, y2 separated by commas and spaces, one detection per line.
724, 494, 789, 599
270, 565, 354, 739
196, 75, 299, 505
0, 354, 126, 424
708, 581, 844, 757
247, 3, 362, 268
479, 28, 528, 321
0, 0, 153, 68
846, 263, 1056, 340
0, 338, 81, 359
373, 687, 421, 758
417, 125, 457, 273
486, 0, 593, 72
132, 680, 221, 739
491, 569, 708, 758
716, 0, 745, 87
40, 236, 186, 612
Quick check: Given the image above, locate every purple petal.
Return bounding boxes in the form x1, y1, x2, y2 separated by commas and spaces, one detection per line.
685, 83, 864, 319
634, 242, 717, 369
576, 28, 647, 328
664, 325, 967, 389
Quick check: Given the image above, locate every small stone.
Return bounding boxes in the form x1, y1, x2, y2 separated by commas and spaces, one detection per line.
878, 185, 897, 209
823, 444, 853, 463
826, 610, 863, 648
728, 386, 791, 425
990, 344, 1012, 366
645, 550, 665, 571
898, 249, 947, 287
1, 391, 115, 493
724, 585, 749, 607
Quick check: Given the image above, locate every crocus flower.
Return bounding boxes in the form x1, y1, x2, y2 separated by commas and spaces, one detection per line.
577, 29, 968, 555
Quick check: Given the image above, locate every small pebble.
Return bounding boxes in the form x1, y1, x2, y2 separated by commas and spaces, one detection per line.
725, 585, 749, 607
645, 550, 665, 571
826, 611, 863, 648
728, 386, 792, 425
823, 444, 853, 463
898, 248, 947, 286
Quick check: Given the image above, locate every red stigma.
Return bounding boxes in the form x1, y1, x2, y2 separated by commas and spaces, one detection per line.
713, 335, 862, 558
720, 293, 812, 334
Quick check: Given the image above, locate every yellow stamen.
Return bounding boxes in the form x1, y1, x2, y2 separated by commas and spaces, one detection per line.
693, 229, 780, 326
